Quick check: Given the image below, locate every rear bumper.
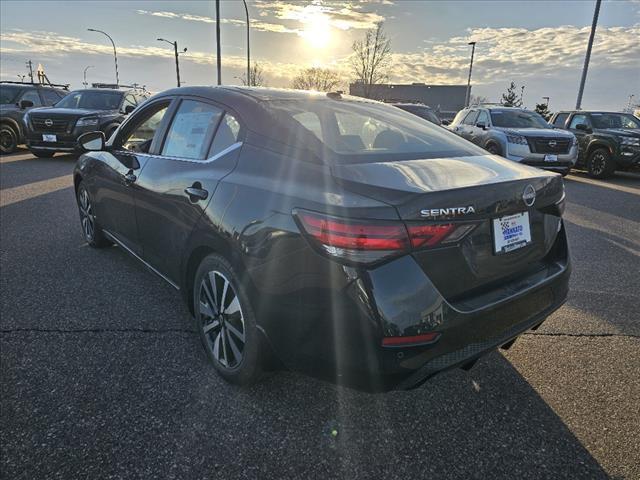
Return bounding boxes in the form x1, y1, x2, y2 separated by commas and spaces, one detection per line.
257, 222, 571, 391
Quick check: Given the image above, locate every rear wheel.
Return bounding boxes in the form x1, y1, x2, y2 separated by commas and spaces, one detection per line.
30, 149, 54, 158
587, 148, 615, 179
193, 254, 262, 386
0, 124, 18, 154
76, 181, 111, 248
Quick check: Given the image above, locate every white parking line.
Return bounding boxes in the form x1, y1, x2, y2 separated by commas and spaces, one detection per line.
0, 175, 73, 207
566, 175, 639, 196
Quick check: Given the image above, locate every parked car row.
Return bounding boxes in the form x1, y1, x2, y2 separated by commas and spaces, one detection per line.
0, 81, 148, 155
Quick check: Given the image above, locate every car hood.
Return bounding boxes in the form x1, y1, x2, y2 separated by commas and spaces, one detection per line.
28, 107, 118, 117
594, 128, 640, 138
495, 127, 574, 139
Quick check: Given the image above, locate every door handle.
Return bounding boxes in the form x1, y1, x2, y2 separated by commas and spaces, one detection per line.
184, 184, 209, 202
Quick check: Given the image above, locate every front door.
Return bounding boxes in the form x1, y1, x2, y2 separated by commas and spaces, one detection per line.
567, 113, 591, 163
94, 98, 174, 255
134, 98, 243, 284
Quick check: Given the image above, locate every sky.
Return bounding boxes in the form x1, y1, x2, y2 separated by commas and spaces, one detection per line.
1, 0, 639, 111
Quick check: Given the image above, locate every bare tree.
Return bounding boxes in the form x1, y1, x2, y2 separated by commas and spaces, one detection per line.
240, 62, 266, 87
291, 67, 341, 92
351, 22, 392, 99
469, 94, 488, 106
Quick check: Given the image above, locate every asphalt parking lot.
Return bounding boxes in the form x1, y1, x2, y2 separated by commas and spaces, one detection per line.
1, 149, 638, 480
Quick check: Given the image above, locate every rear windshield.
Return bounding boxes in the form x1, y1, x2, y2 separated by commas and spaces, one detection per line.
490, 110, 550, 129
590, 113, 640, 129
269, 99, 484, 164
0, 85, 23, 104
55, 90, 123, 110
396, 105, 441, 124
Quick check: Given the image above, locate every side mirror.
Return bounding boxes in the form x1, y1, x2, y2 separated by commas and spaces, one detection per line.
441, 119, 451, 126
124, 105, 135, 114
575, 123, 590, 132
19, 100, 34, 109
78, 131, 106, 152
476, 122, 486, 130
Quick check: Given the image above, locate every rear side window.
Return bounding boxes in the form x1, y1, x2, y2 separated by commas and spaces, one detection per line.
20, 90, 42, 106
209, 113, 241, 157
553, 113, 569, 128
162, 100, 223, 160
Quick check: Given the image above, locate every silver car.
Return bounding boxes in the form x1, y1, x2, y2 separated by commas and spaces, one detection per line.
449, 106, 578, 175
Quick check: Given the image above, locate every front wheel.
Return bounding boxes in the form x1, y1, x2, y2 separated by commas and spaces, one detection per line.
193, 254, 262, 386
76, 181, 111, 248
0, 124, 19, 154
486, 142, 502, 156
587, 148, 615, 179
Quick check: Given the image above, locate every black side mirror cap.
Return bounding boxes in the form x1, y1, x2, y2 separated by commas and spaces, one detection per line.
441, 120, 451, 126
476, 122, 486, 130
124, 105, 135, 114
575, 123, 590, 132
19, 100, 34, 109
78, 131, 106, 152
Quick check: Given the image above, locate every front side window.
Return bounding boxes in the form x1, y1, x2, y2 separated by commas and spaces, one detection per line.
462, 110, 479, 125
162, 100, 223, 160
0, 85, 23, 104
268, 99, 486, 164
20, 90, 42, 106
41, 89, 63, 106
293, 111, 323, 141
590, 113, 640, 129
55, 90, 123, 110
123, 94, 137, 108
569, 114, 588, 129
476, 110, 490, 126
120, 102, 170, 153
490, 109, 550, 128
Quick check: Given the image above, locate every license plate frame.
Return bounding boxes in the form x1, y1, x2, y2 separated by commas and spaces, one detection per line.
492, 212, 532, 255
42, 134, 57, 142
544, 154, 558, 162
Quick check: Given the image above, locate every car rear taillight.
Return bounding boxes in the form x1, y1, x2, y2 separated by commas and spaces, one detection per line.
381, 332, 440, 347
294, 209, 477, 265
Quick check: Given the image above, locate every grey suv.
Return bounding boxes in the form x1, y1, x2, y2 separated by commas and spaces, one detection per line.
450, 106, 578, 175
0, 81, 68, 154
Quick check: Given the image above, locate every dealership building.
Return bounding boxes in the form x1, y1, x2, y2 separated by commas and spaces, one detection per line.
349, 83, 467, 121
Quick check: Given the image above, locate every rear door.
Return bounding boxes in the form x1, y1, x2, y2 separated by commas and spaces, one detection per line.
134, 97, 243, 284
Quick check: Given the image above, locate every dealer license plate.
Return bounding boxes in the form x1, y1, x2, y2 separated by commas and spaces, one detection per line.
42, 134, 57, 142
492, 212, 532, 254
544, 154, 558, 162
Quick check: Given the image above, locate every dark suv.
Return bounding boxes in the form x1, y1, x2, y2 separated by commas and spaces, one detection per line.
24, 86, 148, 157
392, 103, 442, 125
550, 111, 640, 178
0, 81, 68, 154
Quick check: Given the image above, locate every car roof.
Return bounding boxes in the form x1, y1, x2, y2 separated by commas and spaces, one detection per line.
557, 110, 629, 115
393, 103, 432, 108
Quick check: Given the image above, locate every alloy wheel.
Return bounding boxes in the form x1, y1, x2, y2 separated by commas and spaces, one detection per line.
199, 270, 246, 369
591, 153, 606, 176
0, 129, 16, 153
78, 188, 95, 241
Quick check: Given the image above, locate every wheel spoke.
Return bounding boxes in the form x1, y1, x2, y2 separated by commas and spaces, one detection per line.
225, 321, 245, 344
203, 318, 220, 334
226, 328, 242, 363
202, 278, 218, 316
208, 272, 219, 311
199, 300, 216, 319
225, 296, 241, 315
220, 278, 229, 312
213, 331, 221, 361
220, 326, 229, 366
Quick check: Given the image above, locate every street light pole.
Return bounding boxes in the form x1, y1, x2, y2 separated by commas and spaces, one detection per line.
241, 0, 250, 86
215, 0, 222, 85
158, 38, 187, 87
83, 65, 94, 88
576, 0, 601, 110
465, 41, 476, 107
87, 28, 119, 87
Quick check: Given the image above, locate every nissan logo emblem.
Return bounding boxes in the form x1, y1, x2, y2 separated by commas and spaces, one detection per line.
522, 184, 536, 207
44, 119, 53, 127
548, 140, 557, 148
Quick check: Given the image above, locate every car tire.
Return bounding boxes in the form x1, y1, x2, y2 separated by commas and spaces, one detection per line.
560, 169, 570, 177
486, 142, 502, 156
193, 253, 262, 386
76, 181, 111, 248
587, 148, 615, 179
0, 124, 19, 155
30, 149, 54, 158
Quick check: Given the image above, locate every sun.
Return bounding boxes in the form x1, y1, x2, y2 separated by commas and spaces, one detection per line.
299, 10, 332, 49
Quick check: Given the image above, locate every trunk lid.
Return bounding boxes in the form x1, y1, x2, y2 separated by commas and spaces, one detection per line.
331, 155, 565, 301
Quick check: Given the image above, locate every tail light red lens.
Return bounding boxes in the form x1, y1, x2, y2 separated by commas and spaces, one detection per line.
294, 209, 477, 265
382, 332, 440, 347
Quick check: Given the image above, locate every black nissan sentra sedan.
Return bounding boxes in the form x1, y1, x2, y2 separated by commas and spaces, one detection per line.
73, 87, 570, 391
